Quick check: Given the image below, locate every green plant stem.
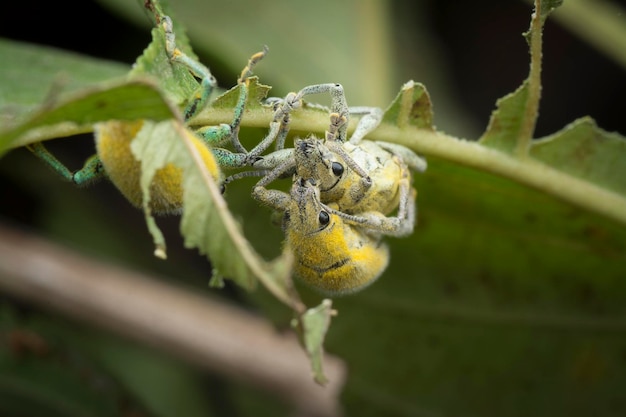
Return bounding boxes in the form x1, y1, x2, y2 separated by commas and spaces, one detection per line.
525, 0, 626, 71
381, 126, 626, 227
14, 104, 626, 228
516, 1, 544, 157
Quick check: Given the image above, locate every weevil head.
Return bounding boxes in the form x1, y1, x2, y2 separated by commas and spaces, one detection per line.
284, 176, 390, 296
294, 137, 346, 201
284, 176, 331, 237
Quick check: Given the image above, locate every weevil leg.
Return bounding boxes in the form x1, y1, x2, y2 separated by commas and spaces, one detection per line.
323, 167, 416, 237
250, 148, 294, 171
249, 83, 350, 160
325, 112, 372, 189
375, 166, 416, 237
375, 141, 428, 173
254, 156, 297, 189
347, 106, 383, 144
242, 92, 305, 160
159, 9, 271, 161
326, 111, 347, 142
227, 46, 269, 154
245, 153, 298, 218
246, 120, 286, 160
270, 83, 349, 144
300, 83, 349, 142
193, 47, 268, 153
388, 170, 417, 237
228, 147, 294, 191
241, 86, 298, 160
159, 15, 218, 122
251, 183, 291, 213
222, 169, 269, 185
272, 112, 291, 151
191, 47, 269, 169
27, 142, 106, 186
240, 152, 297, 206
194, 124, 232, 148
289, 84, 382, 145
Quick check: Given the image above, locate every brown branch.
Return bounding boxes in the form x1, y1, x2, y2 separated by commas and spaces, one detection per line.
0, 222, 346, 417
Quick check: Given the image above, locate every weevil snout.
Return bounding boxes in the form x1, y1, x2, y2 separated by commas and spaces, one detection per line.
296, 176, 317, 187
295, 138, 316, 155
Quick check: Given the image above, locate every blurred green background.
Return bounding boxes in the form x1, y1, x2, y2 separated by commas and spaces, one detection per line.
1, 1, 625, 416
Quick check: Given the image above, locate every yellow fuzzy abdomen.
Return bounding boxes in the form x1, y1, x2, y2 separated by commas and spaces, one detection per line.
95, 120, 220, 214
288, 221, 389, 295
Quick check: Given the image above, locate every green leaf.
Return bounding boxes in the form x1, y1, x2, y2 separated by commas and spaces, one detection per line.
209, 77, 271, 112
530, 117, 626, 196
481, 0, 564, 155
0, 38, 129, 120
322, 151, 626, 417
130, 120, 298, 306
478, 80, 530, 153
0, 38, 156, 153
293, 299, 335, 385
129, 7, 201, 108
0, 78, 177, 153
382, 80, 434, 130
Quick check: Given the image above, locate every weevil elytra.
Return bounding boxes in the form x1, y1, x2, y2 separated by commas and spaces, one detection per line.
27, 3, 267, 214
253, 175, 417, 295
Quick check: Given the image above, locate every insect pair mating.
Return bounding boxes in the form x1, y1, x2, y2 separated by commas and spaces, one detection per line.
247, 83, 427, 295
26, 3, 426, 295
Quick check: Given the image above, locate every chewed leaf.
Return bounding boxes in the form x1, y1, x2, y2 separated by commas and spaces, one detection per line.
294, 299, 335, 385
131, 120, 298, 303
481, 0, 564, 155
130, 6, 199, 108
209, 77, 272, 111
0, 78, 176, 153
479, 80, 530, 153
382, 80, 434, 130
530, 117, 626, 195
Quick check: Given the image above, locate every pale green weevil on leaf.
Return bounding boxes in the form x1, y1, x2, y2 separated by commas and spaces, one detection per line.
26, 0, 268, 215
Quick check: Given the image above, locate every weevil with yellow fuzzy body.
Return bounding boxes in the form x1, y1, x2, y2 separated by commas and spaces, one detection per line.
232, 82, 426, 219
27, 2, 267, 214
246, 84, 423, 294
253, 175, 416, 295
255, 111, 426, 216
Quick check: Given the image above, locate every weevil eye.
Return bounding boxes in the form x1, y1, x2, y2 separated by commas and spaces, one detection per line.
331, 162, 344, 176
318, 210, 330, 225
